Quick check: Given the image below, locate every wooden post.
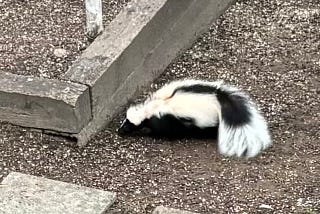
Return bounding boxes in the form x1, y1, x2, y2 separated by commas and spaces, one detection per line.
85, 0, 103, 40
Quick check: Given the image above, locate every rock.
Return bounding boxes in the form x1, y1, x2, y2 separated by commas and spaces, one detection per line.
54, 48, 68, 57
259, 204, 273, 209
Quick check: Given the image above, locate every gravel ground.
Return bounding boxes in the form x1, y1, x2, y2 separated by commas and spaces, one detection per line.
0, 0, 320, 213
0, 0, 129, 79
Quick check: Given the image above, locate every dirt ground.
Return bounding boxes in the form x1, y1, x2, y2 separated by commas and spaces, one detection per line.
0, 0, 129, 79
0, 0, 319, 213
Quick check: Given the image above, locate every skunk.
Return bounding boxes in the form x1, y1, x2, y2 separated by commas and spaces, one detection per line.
118, 79, 272, 158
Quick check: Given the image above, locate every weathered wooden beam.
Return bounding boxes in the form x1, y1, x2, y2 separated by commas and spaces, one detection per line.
85, 0, 103, 39
0, 72, 91, 133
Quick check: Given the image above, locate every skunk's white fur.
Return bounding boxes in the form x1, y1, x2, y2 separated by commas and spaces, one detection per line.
124, 79, 272, 158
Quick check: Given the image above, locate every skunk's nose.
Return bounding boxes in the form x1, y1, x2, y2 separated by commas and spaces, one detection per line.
117, 119, 138, 135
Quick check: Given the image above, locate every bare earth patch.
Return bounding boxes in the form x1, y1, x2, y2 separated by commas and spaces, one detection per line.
0, 0, 129, 79
0, 0, 319, 213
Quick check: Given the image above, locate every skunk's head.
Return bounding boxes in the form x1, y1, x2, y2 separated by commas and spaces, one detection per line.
117, 105, 146, 135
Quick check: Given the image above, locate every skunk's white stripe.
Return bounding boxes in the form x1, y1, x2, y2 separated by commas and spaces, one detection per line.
151, 79, 224, 101
127, 92, 221, 127
156, 93, 220, 127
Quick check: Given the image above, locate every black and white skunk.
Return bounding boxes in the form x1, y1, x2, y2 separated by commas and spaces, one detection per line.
118, 79, 271, 158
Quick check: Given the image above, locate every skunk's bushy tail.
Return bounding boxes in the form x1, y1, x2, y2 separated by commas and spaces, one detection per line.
216, 85, 271, 158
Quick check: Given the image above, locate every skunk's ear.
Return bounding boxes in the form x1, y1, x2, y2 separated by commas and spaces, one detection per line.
117, 119, 139, 135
